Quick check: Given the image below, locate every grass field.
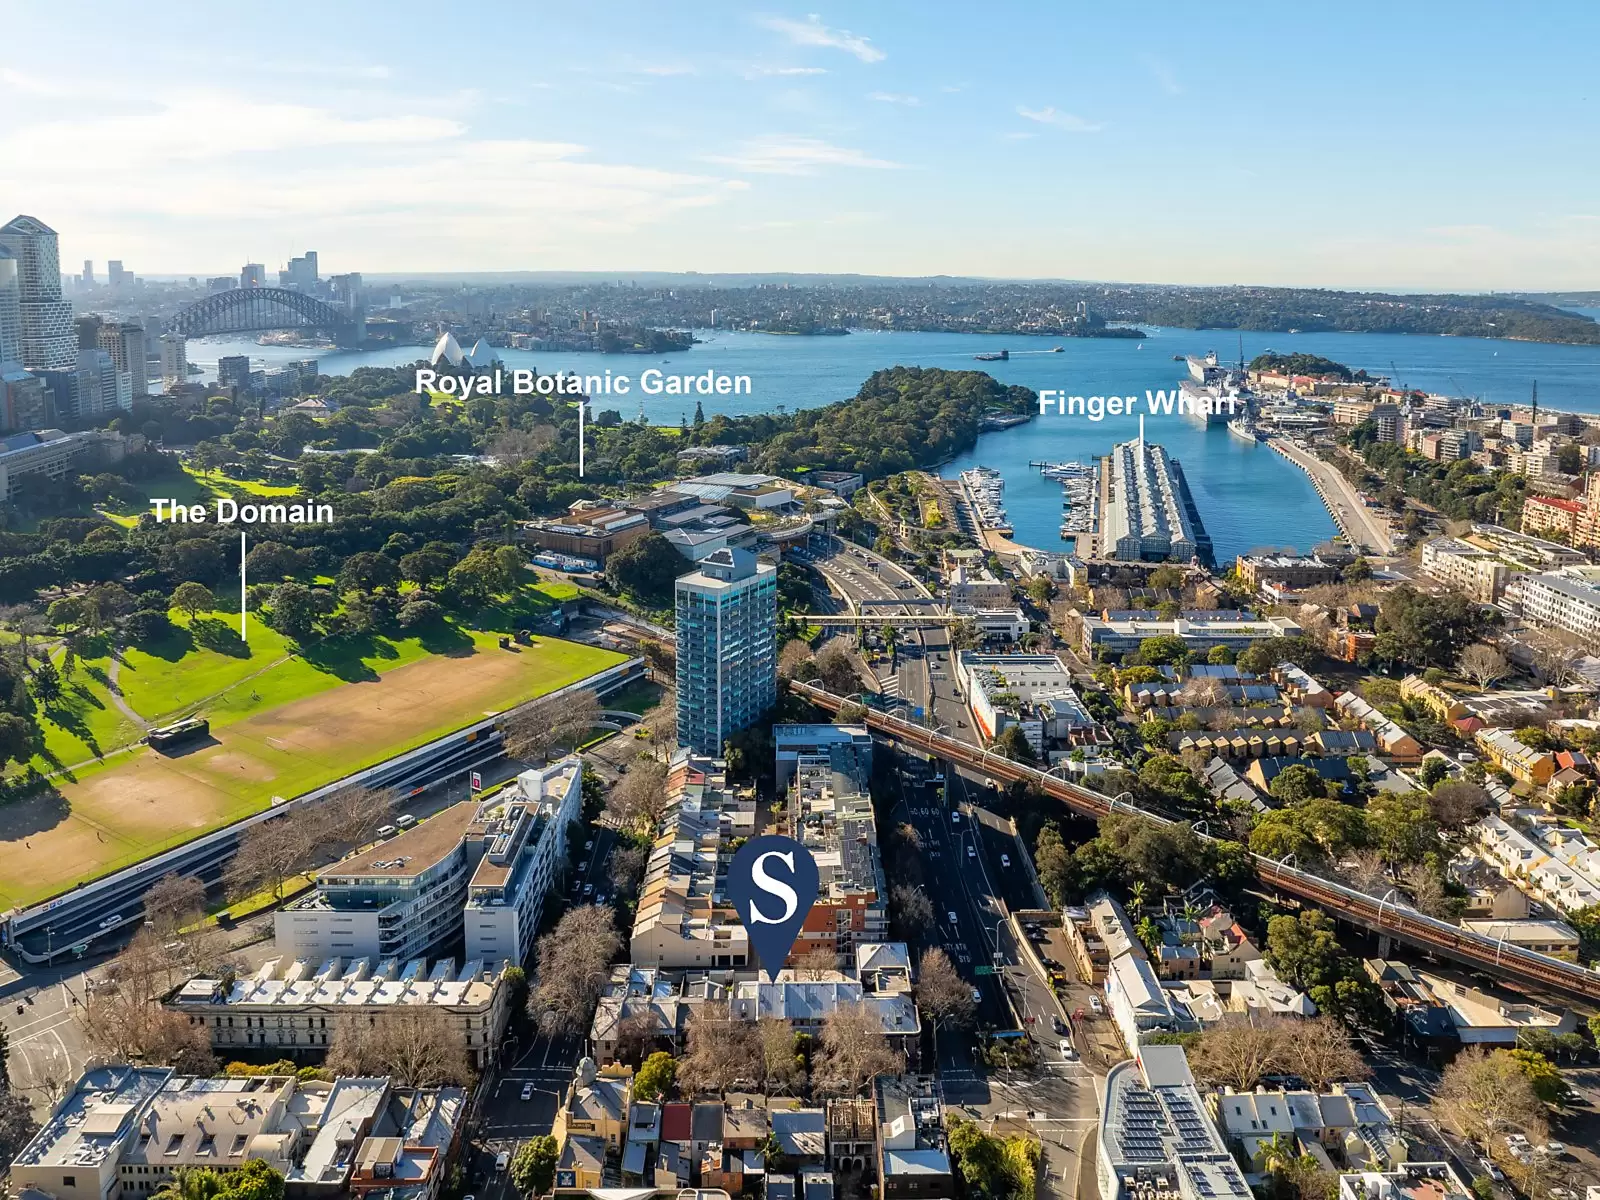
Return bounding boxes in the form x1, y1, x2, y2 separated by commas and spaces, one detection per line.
27, 580, 583, 775
0, 632, 627, 910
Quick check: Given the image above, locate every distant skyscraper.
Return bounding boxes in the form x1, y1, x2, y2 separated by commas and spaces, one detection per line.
0, 256, 22, 363
73, 347, 121, 417
97, 322, 147, 397
240, 263, 265, 289
675, 547, 777, 755
0, 215, 77, 369
159, 333, 188, 390
0, 361, 53, 432
207, 276, 234, 294
217, 354, 252, 392
81, 259, 94, 287
75, 314, 102, 349
279, 251, 319, 290
107, 260, 131, 290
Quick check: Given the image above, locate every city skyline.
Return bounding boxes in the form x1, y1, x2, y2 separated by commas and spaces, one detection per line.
2, 2, 1597, 290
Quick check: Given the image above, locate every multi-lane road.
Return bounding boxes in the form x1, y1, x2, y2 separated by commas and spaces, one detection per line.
798, 535, 1100, 1197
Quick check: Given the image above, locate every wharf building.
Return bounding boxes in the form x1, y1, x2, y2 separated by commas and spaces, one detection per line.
9, 1066, 465, 1200
675, 547, 777, 756
166, 955, 510, 1069
274, 756, 582, 965
1101, 437, 1214, 566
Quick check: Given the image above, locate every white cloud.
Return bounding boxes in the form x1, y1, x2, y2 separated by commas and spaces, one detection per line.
1, 86, 740, 269
1016, 105, 1103, 133
702, 134, 901, 175
3, 92, 466, 172
0, 67, 76, 97
868, 91, 920, 106
1139, 54, 1182, 96
760, 14, 884, 63
747, 64, 830, 77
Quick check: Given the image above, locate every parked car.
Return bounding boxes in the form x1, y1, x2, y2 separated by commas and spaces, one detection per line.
1089, 996, 1104, 1015
1541, 1142, 1566, 1158
521, 1082, 534, 1101
395, 814, 417, 829
376, 824, 397, 839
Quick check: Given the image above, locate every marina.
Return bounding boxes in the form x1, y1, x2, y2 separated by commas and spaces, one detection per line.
957, 466, 1014, 535
1032, 460, 1100, 539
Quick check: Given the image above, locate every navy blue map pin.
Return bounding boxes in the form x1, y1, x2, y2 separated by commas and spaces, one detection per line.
727, 835, 820, 981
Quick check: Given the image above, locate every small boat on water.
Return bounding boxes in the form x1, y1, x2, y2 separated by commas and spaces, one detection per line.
1050, 345, 1064, 353
959, 466, 1013, 534
974, 350, 1009, 361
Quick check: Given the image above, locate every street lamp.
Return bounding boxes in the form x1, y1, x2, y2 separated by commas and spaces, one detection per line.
1274, 853, 1297, 881
1376, 888, 1398, 928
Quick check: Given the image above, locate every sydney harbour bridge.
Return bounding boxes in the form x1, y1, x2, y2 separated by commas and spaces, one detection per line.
167, 288, 365, 348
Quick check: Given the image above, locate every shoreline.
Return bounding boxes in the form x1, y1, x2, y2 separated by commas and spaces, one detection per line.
1265, 435, 1395, 555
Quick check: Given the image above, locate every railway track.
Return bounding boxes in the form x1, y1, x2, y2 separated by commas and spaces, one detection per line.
792, 681, 1600, 1003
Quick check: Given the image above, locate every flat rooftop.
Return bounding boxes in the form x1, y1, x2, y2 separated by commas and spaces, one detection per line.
320, 801, 478, 883
11, 1065, 172, 1169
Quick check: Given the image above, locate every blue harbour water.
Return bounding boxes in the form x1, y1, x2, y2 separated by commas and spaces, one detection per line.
190, 319, 1600, 563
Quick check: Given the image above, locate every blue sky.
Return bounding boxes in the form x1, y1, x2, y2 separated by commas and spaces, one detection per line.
2, 1, 1596, 288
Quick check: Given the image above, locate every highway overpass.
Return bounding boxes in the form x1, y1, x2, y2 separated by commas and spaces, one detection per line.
791, 680, 1600, 1004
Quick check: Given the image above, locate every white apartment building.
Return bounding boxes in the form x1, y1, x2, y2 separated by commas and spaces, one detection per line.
1419, 537, 1508, 603
275, 802, 480, 963
464, 756, 582, 967
159, 333, 188, 389
1520, 566, 1600, 647
1420, 526, 1586, 604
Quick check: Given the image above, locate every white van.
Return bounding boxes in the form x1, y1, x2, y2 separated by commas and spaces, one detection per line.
395, 814, 417, 830
376, 824, 397, 839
